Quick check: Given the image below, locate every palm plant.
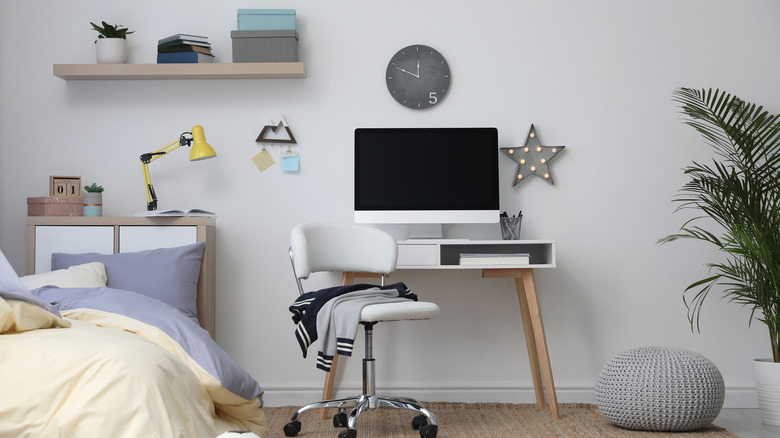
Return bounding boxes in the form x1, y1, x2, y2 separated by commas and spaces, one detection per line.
659, 88, 780, 362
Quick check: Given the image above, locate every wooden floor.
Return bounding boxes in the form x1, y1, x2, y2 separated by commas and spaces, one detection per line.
714, 409, 780, 438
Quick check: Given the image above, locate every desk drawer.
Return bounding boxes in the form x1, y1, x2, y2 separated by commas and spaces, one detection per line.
397, 243, 438, 267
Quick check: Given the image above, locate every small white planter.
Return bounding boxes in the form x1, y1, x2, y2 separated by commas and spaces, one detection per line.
753, 359, 780, 425
95, 38, 128, 64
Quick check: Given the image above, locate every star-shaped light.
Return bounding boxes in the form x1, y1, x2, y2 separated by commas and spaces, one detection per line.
500, 124, 565, 186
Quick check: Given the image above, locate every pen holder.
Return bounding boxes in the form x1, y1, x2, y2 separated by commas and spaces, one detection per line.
500, 216, 522, 240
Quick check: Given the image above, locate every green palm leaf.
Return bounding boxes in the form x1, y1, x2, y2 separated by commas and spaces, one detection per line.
660, 87, 780, 362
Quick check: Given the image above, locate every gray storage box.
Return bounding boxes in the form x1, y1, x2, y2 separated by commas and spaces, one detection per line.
231, 30, 299, 62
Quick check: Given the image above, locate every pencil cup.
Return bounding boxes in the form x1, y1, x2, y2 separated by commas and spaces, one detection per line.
500, 217, 522, 240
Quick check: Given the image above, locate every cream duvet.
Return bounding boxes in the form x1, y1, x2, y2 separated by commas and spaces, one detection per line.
0, 287, 268, 438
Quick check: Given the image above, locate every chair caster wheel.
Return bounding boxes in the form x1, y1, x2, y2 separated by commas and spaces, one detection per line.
338, 429, 357, 438
419, 424, 438, 438
283, 420, 301, 437
333, 412, 348, 428
412, 415, 428, 430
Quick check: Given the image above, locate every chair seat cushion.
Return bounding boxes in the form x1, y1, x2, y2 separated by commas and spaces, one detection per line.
360, 301, 439, 322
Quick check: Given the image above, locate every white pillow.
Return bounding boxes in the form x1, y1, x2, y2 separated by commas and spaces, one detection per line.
19, 262, 108, 290
0, 249, 28, 293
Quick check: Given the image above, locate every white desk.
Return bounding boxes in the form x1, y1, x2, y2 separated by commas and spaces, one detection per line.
321, 239, 560, 419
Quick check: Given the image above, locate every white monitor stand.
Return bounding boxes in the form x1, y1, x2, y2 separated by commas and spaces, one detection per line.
407, 224, 443, 239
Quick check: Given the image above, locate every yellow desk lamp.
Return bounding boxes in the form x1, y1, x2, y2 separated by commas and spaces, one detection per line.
140, 125, 216, 211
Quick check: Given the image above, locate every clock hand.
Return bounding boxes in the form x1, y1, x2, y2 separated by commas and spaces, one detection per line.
394, 65, 420, 79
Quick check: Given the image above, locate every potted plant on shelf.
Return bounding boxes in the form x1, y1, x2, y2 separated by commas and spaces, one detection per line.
83, 183, 104, 217
90, 21, 134, 64
659, 87, 780, 424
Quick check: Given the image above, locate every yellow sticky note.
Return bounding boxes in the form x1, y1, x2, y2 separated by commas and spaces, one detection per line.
252, 149, 275, 172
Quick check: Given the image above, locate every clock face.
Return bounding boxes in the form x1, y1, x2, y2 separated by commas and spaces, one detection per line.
386, 44, 450, 110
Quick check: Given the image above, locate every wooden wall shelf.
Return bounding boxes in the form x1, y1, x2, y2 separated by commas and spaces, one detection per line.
53, 62, 306, 80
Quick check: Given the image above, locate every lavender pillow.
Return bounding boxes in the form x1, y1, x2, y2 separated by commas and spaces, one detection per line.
51, 241, 205, 322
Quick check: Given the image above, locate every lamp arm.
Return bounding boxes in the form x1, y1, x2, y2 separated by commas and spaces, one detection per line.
139, 135, 191, 211
143, 135, 190, 163
141, 159, 158, 210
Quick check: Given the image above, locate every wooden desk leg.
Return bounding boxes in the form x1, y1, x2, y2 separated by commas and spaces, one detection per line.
317, 271, 357, 420
483, 268, 559, 419
514, 276, 546, 411
519, 269, 559, 419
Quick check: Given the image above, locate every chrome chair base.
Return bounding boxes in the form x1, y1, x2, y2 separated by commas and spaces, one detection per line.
285, 394, 438, 438
283, 324, 438, 438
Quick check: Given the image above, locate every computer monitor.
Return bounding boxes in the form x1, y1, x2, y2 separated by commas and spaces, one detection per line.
354, 127, 500, 233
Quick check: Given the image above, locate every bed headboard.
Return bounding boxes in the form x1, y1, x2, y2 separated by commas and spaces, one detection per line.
25, 216, 216, 339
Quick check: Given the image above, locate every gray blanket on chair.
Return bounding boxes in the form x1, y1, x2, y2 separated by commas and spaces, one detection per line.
315, 288, 413, 371
290, 281, 417, 370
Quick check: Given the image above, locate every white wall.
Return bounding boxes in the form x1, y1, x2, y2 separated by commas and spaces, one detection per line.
2, 0, 779, 408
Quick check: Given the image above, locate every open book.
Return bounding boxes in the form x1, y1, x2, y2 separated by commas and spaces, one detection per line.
133, 208, 216, 217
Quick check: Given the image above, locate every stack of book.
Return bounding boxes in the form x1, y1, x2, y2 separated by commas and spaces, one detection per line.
459, 253, 531, 266
157, 34, 215, 63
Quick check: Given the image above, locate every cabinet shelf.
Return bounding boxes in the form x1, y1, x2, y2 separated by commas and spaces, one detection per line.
53, 62, 305, 80
26, 216, 217, 338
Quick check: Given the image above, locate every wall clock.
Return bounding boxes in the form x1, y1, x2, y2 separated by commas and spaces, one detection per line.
386, 44, 450, 110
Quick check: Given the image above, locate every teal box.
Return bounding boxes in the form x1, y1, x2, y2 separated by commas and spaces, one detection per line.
238, 9, 296, 31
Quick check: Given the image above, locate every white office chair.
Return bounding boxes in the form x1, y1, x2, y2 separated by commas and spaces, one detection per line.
283, 223, 440, 438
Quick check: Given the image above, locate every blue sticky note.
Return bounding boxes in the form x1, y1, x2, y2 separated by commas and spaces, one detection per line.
282, 154, 300, 172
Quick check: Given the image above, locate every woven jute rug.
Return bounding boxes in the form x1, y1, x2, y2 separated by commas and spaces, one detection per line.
261, 402, 737, 437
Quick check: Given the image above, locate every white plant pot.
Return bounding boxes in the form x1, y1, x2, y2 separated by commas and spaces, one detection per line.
753, 359, 780, 425
95, 38, 128, 64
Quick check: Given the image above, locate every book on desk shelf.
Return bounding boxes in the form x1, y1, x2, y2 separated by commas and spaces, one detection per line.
133, 208, 216, 217
459, 253, 530, 265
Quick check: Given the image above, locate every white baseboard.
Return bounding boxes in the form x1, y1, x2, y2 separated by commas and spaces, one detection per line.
261, 381, 759, 409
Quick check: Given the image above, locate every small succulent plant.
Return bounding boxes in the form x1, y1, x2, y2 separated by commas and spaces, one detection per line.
90, 21, 134, 40
84, 183, 104, 193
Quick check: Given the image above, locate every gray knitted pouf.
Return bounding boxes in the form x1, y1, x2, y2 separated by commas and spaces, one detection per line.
595, 346, 725, 431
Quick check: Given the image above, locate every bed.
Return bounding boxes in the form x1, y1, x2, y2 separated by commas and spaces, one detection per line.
0, 242, 268, 438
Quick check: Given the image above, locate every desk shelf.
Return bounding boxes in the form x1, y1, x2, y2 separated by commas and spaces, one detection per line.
396, 239, 556, 269
53, 62, 306, 80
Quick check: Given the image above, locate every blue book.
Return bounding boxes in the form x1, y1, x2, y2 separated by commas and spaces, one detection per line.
157, 52, 214, 64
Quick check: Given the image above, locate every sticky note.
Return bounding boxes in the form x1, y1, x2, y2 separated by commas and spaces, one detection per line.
252, 149, 275, 172
281, 151, 299, 172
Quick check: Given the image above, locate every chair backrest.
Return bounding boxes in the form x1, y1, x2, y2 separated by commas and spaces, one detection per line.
290, 223, 398, 294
